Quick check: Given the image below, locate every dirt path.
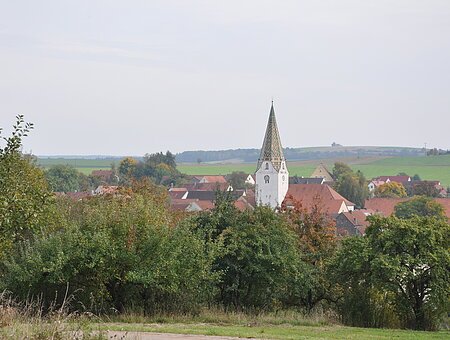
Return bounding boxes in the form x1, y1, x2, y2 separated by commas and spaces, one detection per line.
107, 331, 255, 339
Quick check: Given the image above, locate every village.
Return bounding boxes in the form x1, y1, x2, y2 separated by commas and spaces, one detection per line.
55, 104, 450, 238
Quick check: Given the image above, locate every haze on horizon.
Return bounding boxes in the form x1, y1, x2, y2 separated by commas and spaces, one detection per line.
1, 0, 449, 156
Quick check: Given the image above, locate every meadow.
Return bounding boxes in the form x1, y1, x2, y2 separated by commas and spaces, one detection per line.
178, 155, 450, 186
37, 154, 450, 186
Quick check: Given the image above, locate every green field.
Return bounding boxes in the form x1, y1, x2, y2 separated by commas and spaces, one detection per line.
178, 155, 450, 187
37, 155, 450, 187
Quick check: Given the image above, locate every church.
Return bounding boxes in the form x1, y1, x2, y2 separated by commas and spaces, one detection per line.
255, 103, 355, 215
255, 102, 289, 208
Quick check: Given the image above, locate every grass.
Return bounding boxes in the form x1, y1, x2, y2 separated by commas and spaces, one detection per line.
0, 291, 106, 339
93, 322, 449, 339
90, 309, 449, 339
179, 155, 450, 187
2, 298, 448, 339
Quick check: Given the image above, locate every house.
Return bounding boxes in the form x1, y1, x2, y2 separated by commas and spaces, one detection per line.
94, 185, 119, 195
184, 182, 233, 192
335, 209, 374, 236
192, 175, 227, 184
244, 174, 256, 186
368, 180, 385, 192
91, 170, 113, 182
310, 164, 334, 182
283, 183, 355, 216
373, 175, 411, 185
289, 176, 325, 185
364, 197, 410, 216
55, 191, 93, 201
365, 197, 450, 219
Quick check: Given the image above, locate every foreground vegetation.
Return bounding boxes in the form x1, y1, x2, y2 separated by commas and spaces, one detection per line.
1, 304, 448, 339
1, 116, 449, 337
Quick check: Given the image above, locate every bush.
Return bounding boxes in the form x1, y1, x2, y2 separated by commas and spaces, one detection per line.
1, 184, 215, 314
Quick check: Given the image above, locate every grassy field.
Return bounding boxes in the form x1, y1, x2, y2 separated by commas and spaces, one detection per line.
36, 155, 450, 186
179, 155, 450, 187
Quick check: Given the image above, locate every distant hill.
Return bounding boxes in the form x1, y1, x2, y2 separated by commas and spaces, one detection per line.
175, 146, 424, 164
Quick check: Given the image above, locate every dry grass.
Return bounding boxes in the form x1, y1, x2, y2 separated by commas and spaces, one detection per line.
0, 290, 106, 339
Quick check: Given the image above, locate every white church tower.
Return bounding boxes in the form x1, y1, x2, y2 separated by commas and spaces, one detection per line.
255, 102, 289, 208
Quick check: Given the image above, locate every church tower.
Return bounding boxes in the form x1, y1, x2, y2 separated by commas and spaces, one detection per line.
255, 102, 289, 208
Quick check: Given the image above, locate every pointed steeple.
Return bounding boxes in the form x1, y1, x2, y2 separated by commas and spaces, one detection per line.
257, 102, 285, 171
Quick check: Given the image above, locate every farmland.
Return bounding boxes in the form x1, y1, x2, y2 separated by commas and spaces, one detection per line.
37, 154, 450, 186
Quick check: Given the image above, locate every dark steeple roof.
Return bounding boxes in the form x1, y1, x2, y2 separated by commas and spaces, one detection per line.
257, 102, 285, 171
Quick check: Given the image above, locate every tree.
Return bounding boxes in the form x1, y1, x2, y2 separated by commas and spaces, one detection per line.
374, 182, 407, 198
191, 197, 301, 310
366, 216, 450, 330
2, 180, 215, 314
329, 236, 399, 328
45, 164, 82, 192
394, 196, 446, 220
331, 216, 450, 330
411, 181, 439, 197
412, 174, 421, 181
227, 171, 248, 190
281, 196, 337, 311
0, 115, 55, 256
332, 162, 368, 208
118, 157, 137, 178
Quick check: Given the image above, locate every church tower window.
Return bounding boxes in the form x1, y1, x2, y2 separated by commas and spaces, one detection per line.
264, 175, 270, 184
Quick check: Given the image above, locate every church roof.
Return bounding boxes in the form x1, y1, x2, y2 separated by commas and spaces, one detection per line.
257, 103, 285, 171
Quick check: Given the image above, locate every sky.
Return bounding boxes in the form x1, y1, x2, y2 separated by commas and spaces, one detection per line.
1, 0, 449, 156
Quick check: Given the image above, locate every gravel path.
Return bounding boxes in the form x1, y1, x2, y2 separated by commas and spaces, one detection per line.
107, 331, 256, 340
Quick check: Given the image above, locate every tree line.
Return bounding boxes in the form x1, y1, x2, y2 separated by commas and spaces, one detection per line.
0, 116, 448, 331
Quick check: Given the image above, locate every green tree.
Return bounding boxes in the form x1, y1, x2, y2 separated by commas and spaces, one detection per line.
374, 182, 407, 198
191, 197, 300, 310
412, 174, 421, 181
1, 180, 215, 314
366, 215, 450, 330
227, 171, 248, 190
0, 115, 55, 256
329, 236, 400, 328
331, 216, 450, 330
118, 157, 138, 178
45, 164, 82, 192
332, 162, 368, 208
394, 196, 446, 220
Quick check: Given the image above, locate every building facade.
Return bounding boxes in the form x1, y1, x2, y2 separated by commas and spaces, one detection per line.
255, 103, 289, 208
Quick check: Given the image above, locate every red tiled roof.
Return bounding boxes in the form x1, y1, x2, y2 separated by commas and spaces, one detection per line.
340, 210, 374, 234
375, 176, 410, 184
284, 184, 354, 215
193, 175, 227, 183
170, 198, 199, 211
169, 190, 187, 199
435, 198, 450, 218
91, 170, 113, 181
365, 197, 450, 219
193, 200, 215, 210
364, 197, 410, 216
64, 191, 93, 201
185, 182, 230, 191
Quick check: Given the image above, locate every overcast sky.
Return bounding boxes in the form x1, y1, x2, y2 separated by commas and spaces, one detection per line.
1, 0, 449, 155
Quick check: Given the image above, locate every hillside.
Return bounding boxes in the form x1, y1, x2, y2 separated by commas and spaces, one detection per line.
175, 146, 423, 163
